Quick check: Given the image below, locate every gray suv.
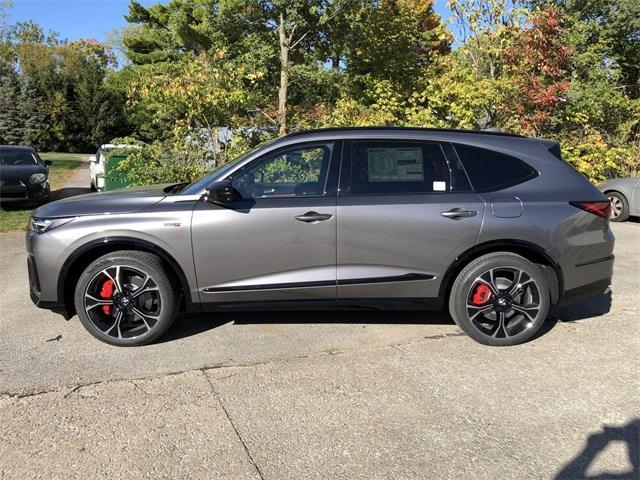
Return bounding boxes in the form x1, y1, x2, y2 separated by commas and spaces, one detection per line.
26, 128, 614, 347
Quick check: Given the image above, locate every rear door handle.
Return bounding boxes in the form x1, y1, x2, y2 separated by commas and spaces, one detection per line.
441, 208, 478, 220
295, 211, 333, 223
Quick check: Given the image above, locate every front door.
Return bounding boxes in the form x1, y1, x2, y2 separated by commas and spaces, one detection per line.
336, 139, 485, 301
191, 141, 339, 306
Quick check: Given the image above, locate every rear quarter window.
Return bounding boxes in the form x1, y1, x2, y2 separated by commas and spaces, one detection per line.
454, 144, 538, 192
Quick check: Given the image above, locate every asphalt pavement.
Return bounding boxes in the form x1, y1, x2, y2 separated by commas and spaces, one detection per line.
0, 216, 638, 479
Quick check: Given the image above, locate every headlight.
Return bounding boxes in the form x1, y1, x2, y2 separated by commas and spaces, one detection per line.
29, 173, 47, 184
29, 217, 75, 234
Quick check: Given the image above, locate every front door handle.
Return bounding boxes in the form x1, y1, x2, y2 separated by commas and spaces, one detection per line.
441, 208, 478, 220
295, 211, 333, 223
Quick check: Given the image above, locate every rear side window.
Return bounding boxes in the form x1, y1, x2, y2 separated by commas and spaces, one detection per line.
342, 141, 453, 195
454, 144, 537, 192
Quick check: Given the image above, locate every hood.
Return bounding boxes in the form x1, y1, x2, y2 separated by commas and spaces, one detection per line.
0, 163, 46, 183
34, 184, 172, 218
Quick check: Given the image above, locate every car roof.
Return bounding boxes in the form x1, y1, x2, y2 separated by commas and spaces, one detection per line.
0, 145, 35, 151
285, 126, 526, 139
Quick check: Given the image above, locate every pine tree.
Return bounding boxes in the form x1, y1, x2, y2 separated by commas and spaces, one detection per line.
0, 63, 23, 144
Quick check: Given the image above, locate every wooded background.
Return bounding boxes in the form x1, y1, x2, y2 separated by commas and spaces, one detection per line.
1, 0, 638, 183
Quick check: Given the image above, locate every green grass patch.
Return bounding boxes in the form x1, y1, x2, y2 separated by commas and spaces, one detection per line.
0, 152, 88, 233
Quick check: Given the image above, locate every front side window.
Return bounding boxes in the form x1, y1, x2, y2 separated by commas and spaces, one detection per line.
233, 143, 333, 199
342, 141, 452, 195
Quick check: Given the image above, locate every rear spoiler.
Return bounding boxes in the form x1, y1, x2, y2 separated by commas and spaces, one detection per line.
539, 138, 562, 160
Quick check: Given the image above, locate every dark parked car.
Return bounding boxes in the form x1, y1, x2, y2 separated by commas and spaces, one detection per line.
0, 145, 51, 204
26, 128, 614, 347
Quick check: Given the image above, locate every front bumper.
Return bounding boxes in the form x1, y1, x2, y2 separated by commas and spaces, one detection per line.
1, 181, 49, 202
26, 229, 72, 319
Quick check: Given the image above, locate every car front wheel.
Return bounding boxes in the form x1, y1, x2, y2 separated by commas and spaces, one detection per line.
74, 251, 179, 346
449, 252, 550, 346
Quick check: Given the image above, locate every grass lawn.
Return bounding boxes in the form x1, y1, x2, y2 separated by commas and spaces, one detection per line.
0, 152, 88, 232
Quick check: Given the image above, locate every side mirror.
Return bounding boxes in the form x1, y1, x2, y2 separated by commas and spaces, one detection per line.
43, 160, 53, 166
206, 180, 241, 205
89, 155, 97, 163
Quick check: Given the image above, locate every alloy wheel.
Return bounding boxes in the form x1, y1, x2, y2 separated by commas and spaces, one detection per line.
466, 267, 541, 339
607, 195, 624, 219
83, 265, 161, 340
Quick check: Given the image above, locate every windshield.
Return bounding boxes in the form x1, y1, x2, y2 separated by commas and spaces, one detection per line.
0, 149, 39, 165
180, 138, 278, 195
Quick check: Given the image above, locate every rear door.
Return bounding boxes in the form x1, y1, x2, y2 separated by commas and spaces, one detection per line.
336, 139, 485, 301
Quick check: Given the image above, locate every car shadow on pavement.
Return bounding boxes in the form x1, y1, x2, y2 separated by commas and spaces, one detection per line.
51, 186, 92, 201
161, 293, 613, 344
550, 292, 612, 323
555, 418, 639, 480
160, 309, 454, 343
531, 292, 612, 341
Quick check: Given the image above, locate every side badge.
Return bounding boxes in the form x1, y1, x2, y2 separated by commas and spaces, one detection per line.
163, 222, 182, 228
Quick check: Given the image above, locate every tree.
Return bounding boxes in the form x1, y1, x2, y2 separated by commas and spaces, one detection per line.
502, 6, 572, 135
0, 63, 22, 144
530, 0, 640, 98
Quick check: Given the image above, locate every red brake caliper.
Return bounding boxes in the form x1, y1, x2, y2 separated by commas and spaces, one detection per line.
99, 279, 114, 315
471, 283, 492, 306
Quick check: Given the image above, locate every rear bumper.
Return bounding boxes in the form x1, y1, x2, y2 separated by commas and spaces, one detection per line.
559, 277, 611, 305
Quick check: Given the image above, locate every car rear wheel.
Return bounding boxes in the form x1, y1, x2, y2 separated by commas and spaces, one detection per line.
606, 191, 629, 222
74, 251, 179, 346
449, 252, 550, 346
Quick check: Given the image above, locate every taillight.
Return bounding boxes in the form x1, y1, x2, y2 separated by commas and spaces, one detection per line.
570, 201, 612, 219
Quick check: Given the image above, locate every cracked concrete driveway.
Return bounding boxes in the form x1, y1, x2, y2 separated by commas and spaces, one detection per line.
1, 222, 638, 479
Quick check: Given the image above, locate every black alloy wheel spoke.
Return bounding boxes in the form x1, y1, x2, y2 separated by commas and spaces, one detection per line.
84, 265, 162, 340
467, 266, 541, 339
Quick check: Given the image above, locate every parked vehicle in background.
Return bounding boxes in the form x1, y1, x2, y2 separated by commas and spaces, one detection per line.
598, 177, 640, 222
27, 127, 614, 347
0, 145, 52, 205
89, 144, 139, 192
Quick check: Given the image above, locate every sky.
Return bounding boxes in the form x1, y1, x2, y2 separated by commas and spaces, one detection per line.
7, 0, 453, 44
8, 0, 158, 43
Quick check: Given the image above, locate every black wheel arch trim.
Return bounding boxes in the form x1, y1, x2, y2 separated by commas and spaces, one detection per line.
57, 237, 196, 316
439, 239, 564, 304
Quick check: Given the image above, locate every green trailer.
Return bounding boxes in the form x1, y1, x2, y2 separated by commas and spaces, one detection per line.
102, 151, 133, 192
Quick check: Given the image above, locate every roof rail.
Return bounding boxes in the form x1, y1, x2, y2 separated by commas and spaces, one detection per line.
285, 126, 525, 138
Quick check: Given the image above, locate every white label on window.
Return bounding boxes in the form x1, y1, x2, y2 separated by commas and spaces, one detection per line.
367, 147, 423, 182
433, 181, 446, 191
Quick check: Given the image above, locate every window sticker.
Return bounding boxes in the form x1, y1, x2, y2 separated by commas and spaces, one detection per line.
367, 147, 424, 182
433, 181, 447, 191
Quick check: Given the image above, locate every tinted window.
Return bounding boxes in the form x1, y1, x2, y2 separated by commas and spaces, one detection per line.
233, 143, 333, 198
343, 141, 452, 195
454, 144, 537, 192
0, 149, 38, 165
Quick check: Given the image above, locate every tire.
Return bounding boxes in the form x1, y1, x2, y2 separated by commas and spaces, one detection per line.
606, 191, 630, 222
74, 251, 179, 346
448, 252, 550, 346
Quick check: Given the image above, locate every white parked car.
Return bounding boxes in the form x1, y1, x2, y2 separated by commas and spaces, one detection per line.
89, 144, 139, 192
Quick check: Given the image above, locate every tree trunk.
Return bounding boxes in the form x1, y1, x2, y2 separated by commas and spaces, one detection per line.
277, 12, 289, 136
